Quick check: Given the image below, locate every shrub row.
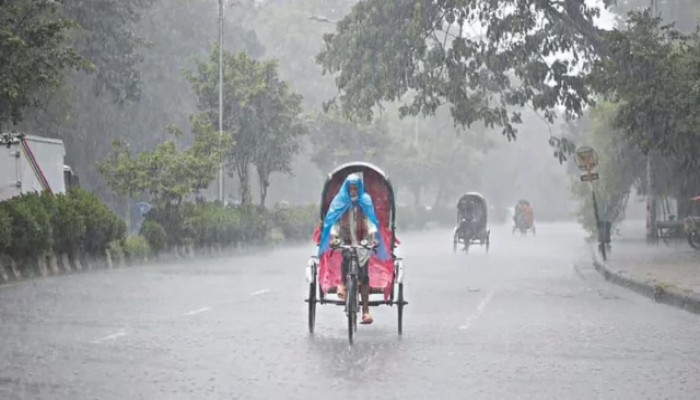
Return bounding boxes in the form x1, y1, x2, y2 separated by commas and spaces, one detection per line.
140, 202, 318, 253
0, 189, 127, 275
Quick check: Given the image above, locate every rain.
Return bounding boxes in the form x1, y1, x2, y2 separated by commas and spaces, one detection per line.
0, 0, 699, 399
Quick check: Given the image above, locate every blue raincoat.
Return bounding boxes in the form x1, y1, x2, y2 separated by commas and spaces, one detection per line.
317, 174, 389, 260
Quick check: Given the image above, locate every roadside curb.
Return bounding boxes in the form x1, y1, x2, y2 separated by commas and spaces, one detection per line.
592, 250, 700, 316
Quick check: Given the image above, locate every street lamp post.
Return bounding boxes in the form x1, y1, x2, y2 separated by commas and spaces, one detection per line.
575, 146, 609, 261
218, 0, 225, 203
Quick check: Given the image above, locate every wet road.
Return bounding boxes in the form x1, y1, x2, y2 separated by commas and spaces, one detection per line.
1, 222, 699, 400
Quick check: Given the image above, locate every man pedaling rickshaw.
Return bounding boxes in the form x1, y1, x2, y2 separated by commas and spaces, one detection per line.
316, 173, 388, 325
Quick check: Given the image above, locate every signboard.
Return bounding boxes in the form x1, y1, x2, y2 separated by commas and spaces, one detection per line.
575, 146, 599, 172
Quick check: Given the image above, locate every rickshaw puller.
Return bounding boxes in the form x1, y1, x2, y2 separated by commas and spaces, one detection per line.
319, 174, 384, 325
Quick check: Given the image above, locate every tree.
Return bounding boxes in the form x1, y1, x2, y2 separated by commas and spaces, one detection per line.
252, 84, 307, 206
18, 0, 263, 203
0, 0, 88, 129
187, 48, 306, 205
384, 109, 489, 208
98, 115, 230, 208
316, 0, 615, 139
308, 111, 392, 173
63, 0, 156, 103
589, 12, 700, 170
567, 102, 645, 235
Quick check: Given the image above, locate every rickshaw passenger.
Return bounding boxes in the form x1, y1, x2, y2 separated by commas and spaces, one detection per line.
318, 173, 388, 325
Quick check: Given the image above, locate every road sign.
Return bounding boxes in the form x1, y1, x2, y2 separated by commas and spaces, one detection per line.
580, 173, 599, 182
575, 146, 599, 172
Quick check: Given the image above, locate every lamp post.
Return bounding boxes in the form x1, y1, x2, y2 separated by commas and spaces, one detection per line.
575, 146, 608, 260
218, 0, 224, 203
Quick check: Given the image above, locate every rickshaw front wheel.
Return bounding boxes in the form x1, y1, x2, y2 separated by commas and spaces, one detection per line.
397, 283, 404, 335
308, 282, 317, 334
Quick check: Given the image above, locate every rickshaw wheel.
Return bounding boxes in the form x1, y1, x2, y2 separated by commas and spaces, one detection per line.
397, 283, 404, 335
485, 233, 490, 253
346, 280, 357, 345
453, 234, 458, 253
689, 232, 700, 250
308, 282, 316, 334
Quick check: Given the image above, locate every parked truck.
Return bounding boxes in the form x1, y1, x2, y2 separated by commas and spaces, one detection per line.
0, 132, 79, 202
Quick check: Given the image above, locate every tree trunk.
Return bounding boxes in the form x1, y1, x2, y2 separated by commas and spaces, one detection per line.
257, 168, 269, 207
236, 161, 252, 205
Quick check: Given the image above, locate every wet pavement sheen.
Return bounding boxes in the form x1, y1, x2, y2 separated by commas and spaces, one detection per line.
1, 222, 699, 399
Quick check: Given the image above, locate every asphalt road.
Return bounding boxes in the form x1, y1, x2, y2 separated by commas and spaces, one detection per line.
1, 222, 699, 400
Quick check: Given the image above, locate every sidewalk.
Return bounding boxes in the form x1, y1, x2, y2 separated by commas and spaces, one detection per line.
592, 220, 700, 315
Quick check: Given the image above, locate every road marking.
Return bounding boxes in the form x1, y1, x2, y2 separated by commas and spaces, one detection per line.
184, 307, 211, 316
91, 331, 127, 344
251, 289, 270, 296
459, 289, 494, 330
0, 283, 20, 289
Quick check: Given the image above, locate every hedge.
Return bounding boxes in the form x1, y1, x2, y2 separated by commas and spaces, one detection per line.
140, 201, 317, 252
0, 189, 126, 275
0, 190, 471, 279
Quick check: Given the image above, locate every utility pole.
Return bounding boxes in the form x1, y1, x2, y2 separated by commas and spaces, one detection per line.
218, 0, 225, 203
646, 0, 658, 241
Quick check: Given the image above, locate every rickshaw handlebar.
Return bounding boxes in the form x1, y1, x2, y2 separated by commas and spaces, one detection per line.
330, 241, 378, 252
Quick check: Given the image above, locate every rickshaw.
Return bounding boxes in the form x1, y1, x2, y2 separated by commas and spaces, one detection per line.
453, 193, 490, 253
684, 196, 700, 250
513, 199, 536, 236
306, 162, 407, 344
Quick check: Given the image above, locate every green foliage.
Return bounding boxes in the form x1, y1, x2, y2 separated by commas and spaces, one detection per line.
62, 0, 156, 102
139, 219, 166, 254
316, 0, 611, 139
68, 188, 126, 255
123, 235, 151, 261
0, 0, 88, 128
308, 111, 391, 173
268, 204, 317, 242
590, 11, 700, 170
568, 103, 646, 234
0, 189, 124, 263
98, 115, 230, 207
0, 208, 9, 254
187, 48, 307, 204
107, 240, 125, 263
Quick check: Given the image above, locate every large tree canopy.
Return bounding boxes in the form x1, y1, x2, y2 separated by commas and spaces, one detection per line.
590, 11, 700, 169
0, 0, 88, 128
316, 0, 615, 139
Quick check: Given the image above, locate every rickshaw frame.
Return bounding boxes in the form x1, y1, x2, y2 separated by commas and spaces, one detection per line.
305, 162, 407, 342
453, 192, 491, 254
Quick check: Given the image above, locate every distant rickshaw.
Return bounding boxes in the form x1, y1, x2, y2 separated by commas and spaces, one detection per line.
513, 199, 535, 236
453, 193, 490, 254
685, 196, 700, 250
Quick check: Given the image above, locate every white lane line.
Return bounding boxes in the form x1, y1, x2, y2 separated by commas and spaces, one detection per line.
184, 307, 211, 316
91, 331, 127, 344
250, 289, 270, 296
0, 283, 20, 289
459, 289, 495, 330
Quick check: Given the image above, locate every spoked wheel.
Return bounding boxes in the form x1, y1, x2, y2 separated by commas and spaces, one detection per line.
689, 232, 700, 250
485, 233, 490, 254
346, 279, 357, 345
397, 283, 404, 335
308, 281, 316, 334
453, 234, 458, 253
